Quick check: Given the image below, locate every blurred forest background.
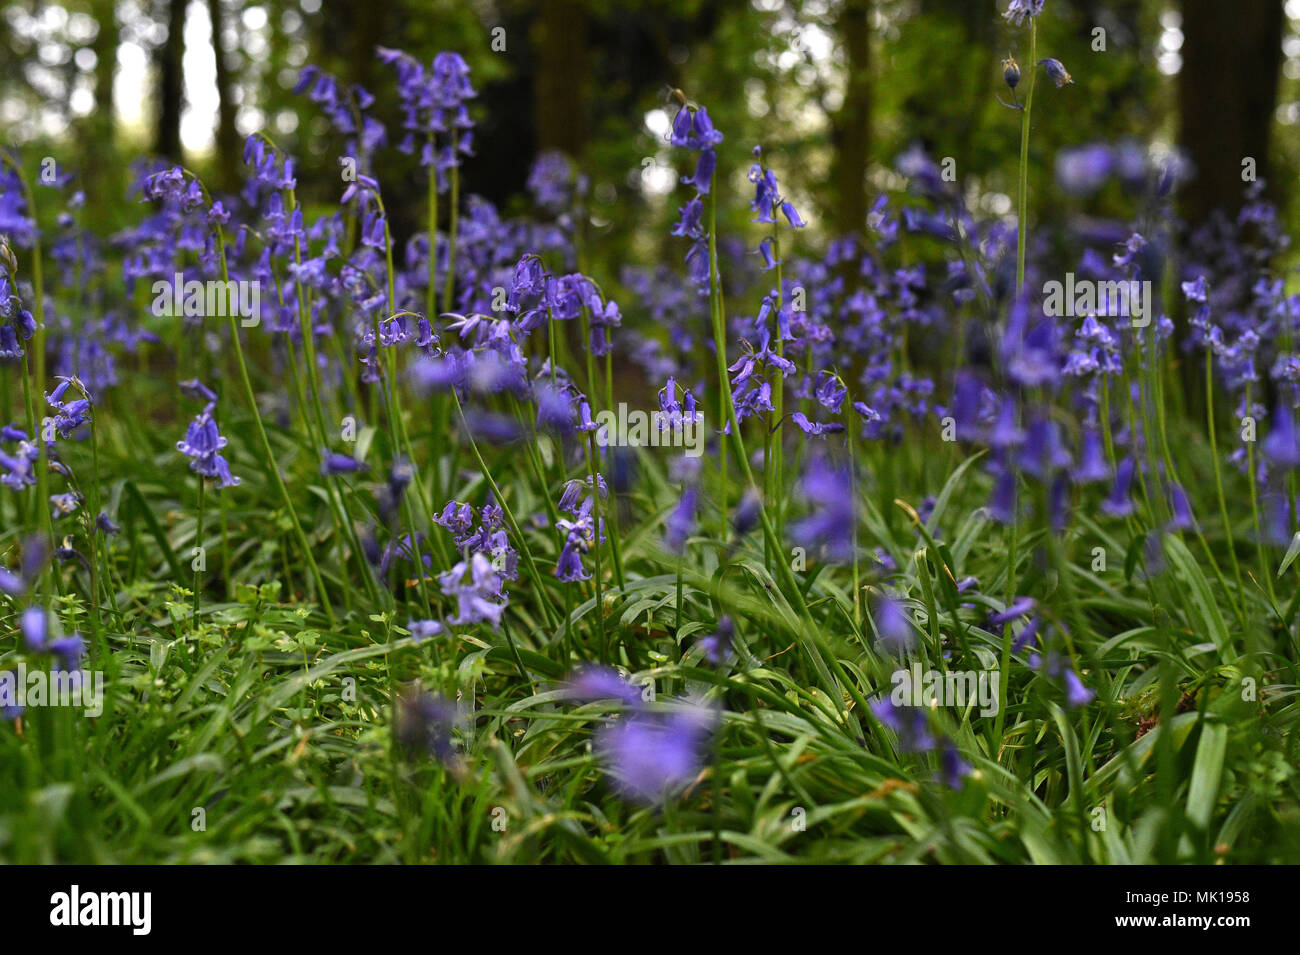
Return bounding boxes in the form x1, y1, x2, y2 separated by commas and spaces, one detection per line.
2, 0, 1298, 278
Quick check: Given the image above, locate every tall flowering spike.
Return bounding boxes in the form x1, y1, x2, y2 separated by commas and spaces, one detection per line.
176, 384, 240, 489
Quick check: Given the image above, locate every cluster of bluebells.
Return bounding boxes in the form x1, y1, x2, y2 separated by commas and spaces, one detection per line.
2, 606, 87, 721
987, 596, 1095, 708
0, 249, 36, 361
294, 66, 386, 169
434, 497, 517, 582
564, 666, 717, 806
378, 48, 476, 187
870, 697, 972, 791
1177, 181, 1300, 537
4, 28, 1284, 824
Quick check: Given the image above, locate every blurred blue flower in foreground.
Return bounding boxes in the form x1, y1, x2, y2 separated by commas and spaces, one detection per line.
393, 687, 464, 775
564, 666, 716, 806
596, 705, 717, 806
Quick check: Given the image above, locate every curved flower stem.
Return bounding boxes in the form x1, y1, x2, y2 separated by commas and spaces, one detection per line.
1244, 383, 1278, 609
844, 392, 862, 630
579, 304, 625, 591
214, 227, 336, 627
371, 197, 445, 611
1206, 352, 1246, 603
285, 189, 380, 608
1, 152, 54, 589
768, 219, 785, 568
450, 390, 559, 633
585, 431, 607, 657
426, 153, 439, 328
193, 478, 205, 631
441, 132, 460, 314
1015, 21, 1037, 295
85, 397, 118, 624
705, 185, 868, 716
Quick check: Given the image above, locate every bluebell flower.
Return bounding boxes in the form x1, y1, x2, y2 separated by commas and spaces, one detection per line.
697, 616, 734, 665
1262, 403, 1300, 471
938, 740, 972, 790
1002, 56, 1021, 89
681, 149, 716, 195
321, 451, 368, 476
566, 666, 644, 708
668, 106, 723, 151
438, 552, 507, 630
407, 620, 444, 642
1003, 0, 1045, 26
1166, 483, 1195, 531
393, 687, 461, 768
177, 404, 240, 488
663, 484, 697, 556
595, 703, 716, 805
0, 567, 23, 595
1073, 429, 1110, 484
790, 412, 845, 436
1101, 458, 1135, 517
671, 197, 705, 239
1012, 615, 1041, 653
874, 594, 916, 653
1063, 668, 1095, 708
1037, 58, 1073, 88
790, 457, 855, 563
732, 487, 762, 538
989, 596, 1036, 629
871, 698, 935, 753
1056, 144, 1115, 197
21, 606, 48, 651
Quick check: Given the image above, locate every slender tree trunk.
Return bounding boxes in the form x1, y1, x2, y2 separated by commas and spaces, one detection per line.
1178, 0, 1284, 223
208, 0, 240, 193
533, 0, 588, 158
87, 0, 119, 199
155, 0, 186, 161
832, 0, 871, 237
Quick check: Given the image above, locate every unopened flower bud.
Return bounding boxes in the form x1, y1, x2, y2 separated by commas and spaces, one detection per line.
1002, 56, 1021, 90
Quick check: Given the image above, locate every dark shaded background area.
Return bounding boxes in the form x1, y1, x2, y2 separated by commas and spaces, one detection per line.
1, 0, 1297, 271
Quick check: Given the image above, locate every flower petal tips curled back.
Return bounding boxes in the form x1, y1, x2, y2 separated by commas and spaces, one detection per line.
1003, 0, 1045, 26
1037, 58, 1073, 88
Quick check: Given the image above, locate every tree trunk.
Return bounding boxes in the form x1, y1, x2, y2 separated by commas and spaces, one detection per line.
87, 0, 119, 199
154, 0, 186, 162
1178, 0, 1284, 223
832, 0, 871, 237
208, 0, 240, 193
533, 0, 587, 158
